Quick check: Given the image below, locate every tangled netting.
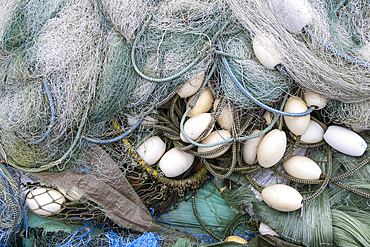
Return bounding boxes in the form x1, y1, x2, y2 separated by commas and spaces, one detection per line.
2, 0, 370, 246
0, 162, 22, 245
324, 99, 370, 129
218, 22, 292, 110
227, 0, 370, 103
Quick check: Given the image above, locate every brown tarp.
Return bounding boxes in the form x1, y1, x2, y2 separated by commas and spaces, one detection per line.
35, 144, 156, 232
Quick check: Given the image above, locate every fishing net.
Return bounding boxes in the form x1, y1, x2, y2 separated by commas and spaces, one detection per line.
100, 0, 153, 44
1, 0, 370, 246
226, 0, 370, 103
217, 22, 292, 110
125, 0, 228, 118
0, 162, 23, 246
324, 99, 370, 129
0, 0, 104, 171
328, 0, 370, 55
157, 182, 256, 242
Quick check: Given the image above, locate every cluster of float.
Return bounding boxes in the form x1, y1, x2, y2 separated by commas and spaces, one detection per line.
24, 0, 369, 219
25, 69, 368, 218
133, 74, 368, 213
25, 185, 84, 217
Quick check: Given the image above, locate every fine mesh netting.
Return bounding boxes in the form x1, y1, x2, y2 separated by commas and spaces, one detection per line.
227, 0, 370, 103
1, 0, 370, 246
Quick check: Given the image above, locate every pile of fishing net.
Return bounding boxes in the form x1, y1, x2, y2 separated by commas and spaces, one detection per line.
1, 0, 370, 246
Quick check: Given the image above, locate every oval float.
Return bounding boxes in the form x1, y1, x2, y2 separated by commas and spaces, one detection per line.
300, 120, 325, 143
213, 99, 234, 130
283, 155, 322, 180
198, 130, 232, 158
304, 91, 327, 110
187, 88, 213, 117
242, 130, 265, 165
257, 129, 287, 168
324, 125, 367, 156
253, 34, 282, 70
284, 97, 310, 135
137, 136, 166, 165
177, 70, 205, 98
57, 186, 83, 202
262, 184, 303, 212
263, 111, 274, 125
271, 0, 312, 33
26, 188, 65, 216
159, 148, 194, 178
180, 113, 213, 143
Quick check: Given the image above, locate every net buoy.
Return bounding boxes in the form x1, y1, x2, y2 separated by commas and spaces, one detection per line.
242, 130, 265, 165
253, 34, 282, 70
284, 97, 310, 135
177, 70, 205, 98
257, 129, 287, 168
324, 126, 367, 157
159, 148, 194, 178
283, 155, 322, 180
137, 136, 166, 165
26, 188, 65, 216
198, 130, 232, 158
180, 113, 212, 143
262, 184, 303, 212
187, 88, 213, 117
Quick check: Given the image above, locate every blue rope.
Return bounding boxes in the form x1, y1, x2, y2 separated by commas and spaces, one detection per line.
25, 77, 55, 144
217, 40, 313, 117
303, 26, 370, 68
333, 0, 347, 14
126, 83, 157, 107
82, 117, 144, 144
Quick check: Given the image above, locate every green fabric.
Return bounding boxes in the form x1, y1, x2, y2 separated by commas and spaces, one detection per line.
159, 182, 240, 236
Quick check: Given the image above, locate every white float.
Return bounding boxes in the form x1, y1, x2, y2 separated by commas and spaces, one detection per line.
177, 70, 205, 98
271, 0, 312, 33
198, 130, 232, 158
263, 111, 274, 125
304, 91, 327, 110
261, 184, 303, 212
57, 186, 83, 202
284, 97, 310, 135
259, 222, 279, 237
180, 113, 213, 143
324, 125, 367, 156
159, 148, 194, 178
137, 136, 166, 165
26, 188, 66, 216
242, 130, 265, 165
253, 34, 282, 70
283, 155, 322, 180
187, 88, 213, 117
213, 99, 234, 130
300, 120, 325, 143
257, 129, 287, 168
